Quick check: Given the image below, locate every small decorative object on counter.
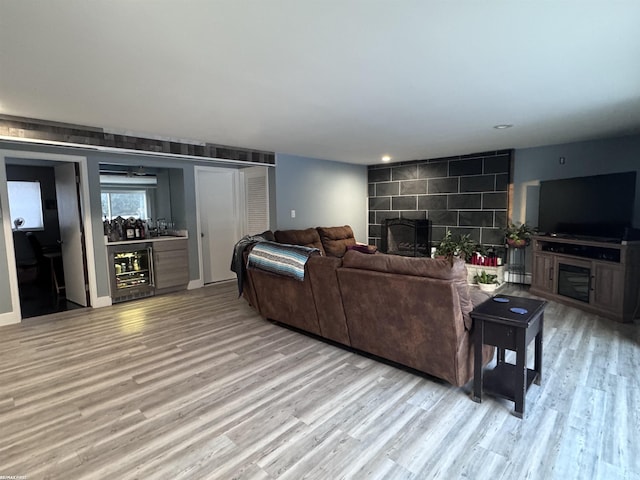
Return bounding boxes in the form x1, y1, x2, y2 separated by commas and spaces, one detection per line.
103, 216, 111, 237
147, 219, 159, 238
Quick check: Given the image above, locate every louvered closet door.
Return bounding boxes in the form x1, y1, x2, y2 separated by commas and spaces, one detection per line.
243, 166, 270, 235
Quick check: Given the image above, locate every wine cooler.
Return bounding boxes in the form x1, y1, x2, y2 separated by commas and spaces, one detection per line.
108, 243, 154, 303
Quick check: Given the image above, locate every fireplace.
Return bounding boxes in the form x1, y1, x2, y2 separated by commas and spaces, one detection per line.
557, 263, 591, 303
381, 219, 431, 257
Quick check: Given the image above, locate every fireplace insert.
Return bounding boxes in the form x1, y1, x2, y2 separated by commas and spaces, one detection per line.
381, 219, 431, 257
557, 263, 591, 303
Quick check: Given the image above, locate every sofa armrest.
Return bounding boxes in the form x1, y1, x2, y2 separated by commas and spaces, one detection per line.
470, 288, 491, 308
348, 244, 378, 254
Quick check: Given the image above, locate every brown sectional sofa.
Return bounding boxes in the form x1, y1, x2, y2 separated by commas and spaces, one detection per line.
242, 225, 493, 387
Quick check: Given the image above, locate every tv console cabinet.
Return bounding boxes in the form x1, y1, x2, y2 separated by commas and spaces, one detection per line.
530, 235, 640, 322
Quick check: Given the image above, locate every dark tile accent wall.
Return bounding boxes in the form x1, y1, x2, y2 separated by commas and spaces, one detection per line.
368, 150, 512, 248
0, 115, 275, 165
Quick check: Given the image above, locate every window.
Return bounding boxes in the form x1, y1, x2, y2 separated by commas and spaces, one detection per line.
7, 181, 44, 230
101, 190, 149, 220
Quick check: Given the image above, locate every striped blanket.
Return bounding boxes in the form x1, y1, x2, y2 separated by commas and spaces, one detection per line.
247, 242, 319, 281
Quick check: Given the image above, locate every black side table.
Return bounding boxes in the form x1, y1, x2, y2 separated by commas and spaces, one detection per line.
471, 295, 546, 418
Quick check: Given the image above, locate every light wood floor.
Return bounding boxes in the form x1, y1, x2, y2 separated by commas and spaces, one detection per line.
1, 282, 638, 479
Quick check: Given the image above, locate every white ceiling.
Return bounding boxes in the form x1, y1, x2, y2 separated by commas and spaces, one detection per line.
1, 1, 640, 165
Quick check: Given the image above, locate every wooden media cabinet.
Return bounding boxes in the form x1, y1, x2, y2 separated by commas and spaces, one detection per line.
530, 235, 640, 322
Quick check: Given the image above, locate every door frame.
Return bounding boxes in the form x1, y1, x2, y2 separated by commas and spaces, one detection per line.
0, 149, 99, 325
194, 165, 242, 287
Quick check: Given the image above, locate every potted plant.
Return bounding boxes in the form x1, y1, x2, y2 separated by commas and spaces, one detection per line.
435, 231, 476, 261
504, 222, 535, 248
474, 270, 500, 292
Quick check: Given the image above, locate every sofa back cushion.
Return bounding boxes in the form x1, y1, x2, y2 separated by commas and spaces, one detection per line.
341, 250, 473, 329
274, 228, 325, 255
337, 266, 464, 385
317, 225, 356, 257
342, 250, 460, 278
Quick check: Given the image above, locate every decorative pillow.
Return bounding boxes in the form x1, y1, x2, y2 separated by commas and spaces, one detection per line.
317, 225, 356, 257
274, 228, 325, 255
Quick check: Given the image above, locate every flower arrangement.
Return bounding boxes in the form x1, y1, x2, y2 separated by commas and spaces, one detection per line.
434, 230, 476, 261
474, 270, 499, 284
504, 222, 535, 248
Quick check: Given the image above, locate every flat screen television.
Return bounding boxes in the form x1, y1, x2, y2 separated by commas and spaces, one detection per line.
538, 171, 637, 240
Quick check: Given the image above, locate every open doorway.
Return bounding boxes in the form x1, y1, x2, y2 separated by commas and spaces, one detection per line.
6, 158, 89, 318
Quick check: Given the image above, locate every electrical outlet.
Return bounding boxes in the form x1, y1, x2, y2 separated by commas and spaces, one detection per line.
291, 209, 296, 218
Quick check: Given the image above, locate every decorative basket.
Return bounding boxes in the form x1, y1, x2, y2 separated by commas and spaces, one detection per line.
506, 238, 529, 249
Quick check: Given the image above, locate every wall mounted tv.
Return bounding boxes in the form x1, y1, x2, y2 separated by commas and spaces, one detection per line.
538, 171, 636, 240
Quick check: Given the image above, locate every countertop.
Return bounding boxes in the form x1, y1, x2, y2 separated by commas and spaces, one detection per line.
105, 234, 188, 246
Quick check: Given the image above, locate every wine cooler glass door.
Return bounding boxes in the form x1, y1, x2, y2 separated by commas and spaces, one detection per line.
109, 244, 154, 302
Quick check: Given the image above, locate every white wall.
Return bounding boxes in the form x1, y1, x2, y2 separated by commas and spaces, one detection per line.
275, 154, 368, 242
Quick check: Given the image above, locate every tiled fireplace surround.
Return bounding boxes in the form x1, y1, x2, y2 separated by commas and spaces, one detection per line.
368, 150, 512, 250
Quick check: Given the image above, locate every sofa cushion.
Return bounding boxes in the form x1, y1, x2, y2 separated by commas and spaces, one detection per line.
274, 228, 325, 255
341, 250, 474, 329
317, 225, 356, 257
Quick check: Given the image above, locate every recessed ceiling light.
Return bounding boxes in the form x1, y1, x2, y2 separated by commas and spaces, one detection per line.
381, 155, 391, 162
493, 124, 513, 129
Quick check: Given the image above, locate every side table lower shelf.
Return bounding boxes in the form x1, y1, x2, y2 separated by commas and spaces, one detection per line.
480, 364, 539, 403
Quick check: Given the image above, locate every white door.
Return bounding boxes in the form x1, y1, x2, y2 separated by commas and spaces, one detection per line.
55, 163, 88, 306
197, 168, 240, 284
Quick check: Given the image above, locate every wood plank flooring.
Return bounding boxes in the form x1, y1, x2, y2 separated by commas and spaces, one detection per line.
0, 282, 638, 479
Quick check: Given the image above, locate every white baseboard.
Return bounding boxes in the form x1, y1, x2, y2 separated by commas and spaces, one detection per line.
188, 279, 204, 290
0, 310, 21, 326
92, 296, 113, 308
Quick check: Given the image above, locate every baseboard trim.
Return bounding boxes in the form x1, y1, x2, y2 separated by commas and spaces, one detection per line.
0, 310, 21, 326
188, 279, 204, 290
92, 296, 113, 308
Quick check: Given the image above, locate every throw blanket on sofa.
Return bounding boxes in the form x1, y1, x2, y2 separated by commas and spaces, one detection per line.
231, 232, 275, 296
248, 241, 319, 281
